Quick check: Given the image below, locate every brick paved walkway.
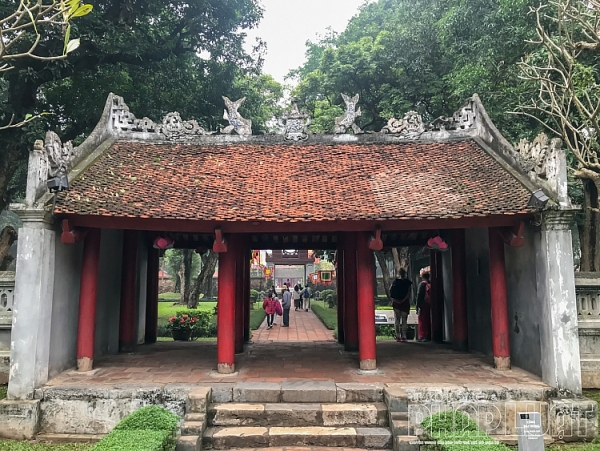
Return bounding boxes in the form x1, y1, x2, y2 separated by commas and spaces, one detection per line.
45, 340, 546, 388
252, 307, 334, 342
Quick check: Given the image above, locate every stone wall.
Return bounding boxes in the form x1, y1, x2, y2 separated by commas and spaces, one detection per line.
576, 272, 600, 389
0, 271, 14, 383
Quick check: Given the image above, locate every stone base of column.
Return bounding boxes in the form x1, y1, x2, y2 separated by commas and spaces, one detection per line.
360, 359, 376, 371
218, 363, 235, 374
494, 356, 510, 370
453, 340, 468, 352
77, 357, 93, 372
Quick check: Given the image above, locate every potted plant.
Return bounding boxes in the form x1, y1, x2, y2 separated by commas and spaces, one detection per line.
168, 312, 198, 341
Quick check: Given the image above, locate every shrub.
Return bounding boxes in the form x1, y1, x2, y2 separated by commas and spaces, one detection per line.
167, 310, 213, 338
420, 411, 509, 451
250, 289, 259, 303
320, 289, 335, 301
376, 325, 396, 337
92, 406, 180, 451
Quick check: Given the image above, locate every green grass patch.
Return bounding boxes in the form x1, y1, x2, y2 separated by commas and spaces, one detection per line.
157, 302, 216, 320
0, 384, 7, 400
311, 301, 337, 330
250, 303, 266, 330
0, 443, 92, 450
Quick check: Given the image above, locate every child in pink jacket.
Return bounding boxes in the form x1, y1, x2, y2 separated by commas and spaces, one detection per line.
263, 293, 277, 329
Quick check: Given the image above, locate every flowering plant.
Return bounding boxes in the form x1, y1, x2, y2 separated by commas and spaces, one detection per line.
168, 312, 198, 332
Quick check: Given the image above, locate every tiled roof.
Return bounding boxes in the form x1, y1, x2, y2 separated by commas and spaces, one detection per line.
54, 140, 533, 222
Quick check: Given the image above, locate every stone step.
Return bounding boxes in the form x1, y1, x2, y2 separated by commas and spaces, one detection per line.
181, 420, 206, 436
188, 387, 212, 414
393, 435, 419, 451
35, 433, 104, 443
208, 402, 388, 427
176, 435, 201, 451
184, 413, 205, 422
203, 426, 392, 449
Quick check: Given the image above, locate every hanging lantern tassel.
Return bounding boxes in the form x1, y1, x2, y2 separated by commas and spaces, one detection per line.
427, 236, 448, 251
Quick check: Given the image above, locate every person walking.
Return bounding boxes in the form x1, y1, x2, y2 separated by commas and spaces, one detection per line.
302, 286, 311, 312
389, 268, 412, 342
263, 293, 277, 329
292, 284, 301, 311
281, 286, 292, 327
416, 271, 432, 342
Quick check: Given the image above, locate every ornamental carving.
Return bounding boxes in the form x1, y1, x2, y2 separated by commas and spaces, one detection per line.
160, 112, 212, 141
381, 111, 425, 137
281, 103, 311, 141
111, 95, 159, 133
430, 98, 477, 131
222, 96, 252, 136
515, 133, 562, 181
45, 131, 76, 177
334, 93, 363, 134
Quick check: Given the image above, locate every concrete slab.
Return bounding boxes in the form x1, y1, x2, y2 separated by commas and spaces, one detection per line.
264, 403, 321, 427
188, 386, 211, 413
384, 385, 408, 412
337, 382, 384, 403
321, 403, 386, 427
0, 399, 41, 440
268, 426, 357, 447
281, 380, 336, 403
210, 383, 234, 403
209, 403, 266, 426
208, 426, 269, 449
356, 427, 393, 449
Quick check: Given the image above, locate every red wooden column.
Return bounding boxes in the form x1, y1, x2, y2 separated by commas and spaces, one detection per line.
76, 228, 102, 372
451, 229, 468, 351
235, 236, 245, 354
488, 228, 511, 370
145, 247, 160, 344
217, 236, 237, 373
336, 247, 345, 344
430, 250, 444, 343
356, 232, 377, 370
243, 245, 251, 343
343, 233, 359, 352
119, 230, 138, 353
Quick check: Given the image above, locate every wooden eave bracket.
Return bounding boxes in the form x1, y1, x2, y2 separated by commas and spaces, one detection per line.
500, 221, 525, 247
61, 219, 87, 244
369, 226, 383, 251
212, 227, 227, 253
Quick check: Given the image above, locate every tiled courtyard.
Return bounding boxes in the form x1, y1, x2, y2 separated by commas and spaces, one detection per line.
45, 308, 546, 389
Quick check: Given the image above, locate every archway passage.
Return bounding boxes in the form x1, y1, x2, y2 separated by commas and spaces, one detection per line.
252, 307, 334, 342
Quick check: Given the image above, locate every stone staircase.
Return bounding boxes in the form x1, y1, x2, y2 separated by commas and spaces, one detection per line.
176, 382, 403, 451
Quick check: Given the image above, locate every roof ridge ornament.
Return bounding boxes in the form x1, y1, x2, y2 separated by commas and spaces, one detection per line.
430, 98, 477, 131
222, 96, 252, 136
161, 112, 213, 141
281, 102, 311, 141
381, 111, 425, 138
334, 93, 363, 134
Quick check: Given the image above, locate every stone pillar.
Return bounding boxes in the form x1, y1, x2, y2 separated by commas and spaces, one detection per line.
144, 247, 160, 344
343, 233, 359, 352
536, 211, 582, 393
217, 238, 237, 374
336, 247, 345, 344
356, 232, 376, 370
451, 229, 468, 351
8, 208, 56, 399
76, 228, 102, 371
489, 227, 511, 370
235, 236, 245, 354
430, 250, 444, 343
119, 230, 138, 352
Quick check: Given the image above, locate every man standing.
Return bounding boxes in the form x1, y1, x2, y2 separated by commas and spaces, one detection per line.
390, 268, 412, 342
281, 286, 292, 327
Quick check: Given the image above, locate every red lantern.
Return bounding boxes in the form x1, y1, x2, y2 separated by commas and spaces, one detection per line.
153, 236, 174, 250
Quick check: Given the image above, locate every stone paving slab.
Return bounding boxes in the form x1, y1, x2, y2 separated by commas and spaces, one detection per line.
281, 381, 337, 403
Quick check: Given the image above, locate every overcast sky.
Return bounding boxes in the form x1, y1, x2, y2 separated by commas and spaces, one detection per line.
244, 0, 371, 84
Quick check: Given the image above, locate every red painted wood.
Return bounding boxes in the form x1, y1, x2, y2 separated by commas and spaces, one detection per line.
235, 236, 245, 354
356, 232, 377, 369
119, 230, 138, 352
145, 247, 160, 344
451, 229, 468, 350
64, 214, 531, 235
343, 233, 359, 352
76, 228, 102, 363
243, 243, 251, 342
336, 248, 345, 344
429, 250, 444, 343
217, 237, 237, 370
489, 228, 511, 360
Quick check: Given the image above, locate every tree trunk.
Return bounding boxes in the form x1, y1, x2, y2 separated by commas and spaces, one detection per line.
375, 251, 392, 298
189, 250, 218, 308
580, 179, 600, 272
180, 249, 194, 306
0, 226, 17, 270
391, 248, 402, 277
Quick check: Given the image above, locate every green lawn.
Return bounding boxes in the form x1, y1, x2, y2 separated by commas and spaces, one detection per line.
157, 301, 217, 322
0, 443, 92, 450
310, 301, 337, 330
0, 384, 6, 400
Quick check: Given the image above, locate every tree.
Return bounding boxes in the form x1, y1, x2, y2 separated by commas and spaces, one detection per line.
517, 0, 600, 271
189, 250, 218, 308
